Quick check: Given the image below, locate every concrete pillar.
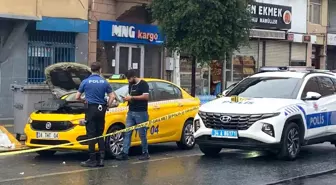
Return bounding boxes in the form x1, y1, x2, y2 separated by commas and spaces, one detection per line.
0, 21, 28, 64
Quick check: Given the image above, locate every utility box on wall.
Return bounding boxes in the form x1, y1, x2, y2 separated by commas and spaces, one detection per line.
165, 57, 174, 71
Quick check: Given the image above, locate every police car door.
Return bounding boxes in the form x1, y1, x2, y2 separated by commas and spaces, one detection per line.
299, 76, 328, 138
317, 76, 336, 134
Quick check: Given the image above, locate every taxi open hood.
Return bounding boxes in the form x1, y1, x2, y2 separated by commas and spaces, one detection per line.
199, 97, 302, 114
45, 62, 92, 98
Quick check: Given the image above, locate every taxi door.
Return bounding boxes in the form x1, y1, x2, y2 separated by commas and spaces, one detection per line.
133, 82, 161, 141
146, 82, 181, 142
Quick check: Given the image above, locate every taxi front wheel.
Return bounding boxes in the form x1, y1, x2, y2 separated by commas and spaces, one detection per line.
176, 120, 196, 150
105, 124, 124, 158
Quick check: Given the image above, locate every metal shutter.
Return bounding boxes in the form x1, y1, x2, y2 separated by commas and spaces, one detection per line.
291, 43, 306, 61
265, 40, 290, 66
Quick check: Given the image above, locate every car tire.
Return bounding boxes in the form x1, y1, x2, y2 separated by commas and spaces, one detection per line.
36, 150, 56, 157
278, 122, 301, 161
176, 120, 195, 150
105, 124, 124, 158
199, 145, 222, 156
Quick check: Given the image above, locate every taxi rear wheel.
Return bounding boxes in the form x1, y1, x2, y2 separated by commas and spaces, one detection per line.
176, 120, 195, 150
36, 150, 56, 157
105, 124, 124, 158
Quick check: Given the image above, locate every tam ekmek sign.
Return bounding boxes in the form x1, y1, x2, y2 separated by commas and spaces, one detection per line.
98, 20, 164, 45
248, 2, 292, 30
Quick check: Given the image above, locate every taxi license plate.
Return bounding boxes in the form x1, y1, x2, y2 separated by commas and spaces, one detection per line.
36, 132, 59, 139
211, 129, 238, 139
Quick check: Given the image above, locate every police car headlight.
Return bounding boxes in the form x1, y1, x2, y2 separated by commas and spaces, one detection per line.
262, 123, 275, 137
194, 119, 201, 132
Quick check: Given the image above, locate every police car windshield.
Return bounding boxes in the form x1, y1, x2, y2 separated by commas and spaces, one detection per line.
226, 77, 301, 99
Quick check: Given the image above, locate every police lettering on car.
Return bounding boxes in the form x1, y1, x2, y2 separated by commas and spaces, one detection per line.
75, 62, 115, 168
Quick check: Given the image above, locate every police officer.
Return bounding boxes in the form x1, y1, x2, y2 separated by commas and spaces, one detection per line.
116, 69, 150, 161
76, 62, 115, 167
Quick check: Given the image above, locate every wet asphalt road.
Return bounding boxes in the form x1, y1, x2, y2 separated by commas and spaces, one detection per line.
1, 143, 336, 185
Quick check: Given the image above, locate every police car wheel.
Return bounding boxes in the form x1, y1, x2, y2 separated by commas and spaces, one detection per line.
176, 120, 195, 150
105, 125, 124, 158
278, 122, 301, 161
36, 150, 56, 157
199, 145, 222, 157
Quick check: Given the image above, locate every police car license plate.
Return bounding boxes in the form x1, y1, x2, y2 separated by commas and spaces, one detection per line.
211, 129, 238, 139
36, 132, 59, 139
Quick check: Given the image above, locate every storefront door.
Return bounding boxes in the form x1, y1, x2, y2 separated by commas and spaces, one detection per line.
115, 44, 145, 77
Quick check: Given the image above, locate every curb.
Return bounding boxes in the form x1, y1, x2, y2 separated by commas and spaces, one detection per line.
0, 147, 29, 154
265, 168, 336, 184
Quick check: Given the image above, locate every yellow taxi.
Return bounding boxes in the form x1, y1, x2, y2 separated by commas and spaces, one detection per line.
24, 63, 200, 157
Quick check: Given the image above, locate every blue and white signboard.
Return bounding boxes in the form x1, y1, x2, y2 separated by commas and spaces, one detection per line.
98, 20, 164, 45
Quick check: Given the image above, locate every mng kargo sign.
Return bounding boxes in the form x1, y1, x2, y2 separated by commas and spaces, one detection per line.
98, 20, 164, 45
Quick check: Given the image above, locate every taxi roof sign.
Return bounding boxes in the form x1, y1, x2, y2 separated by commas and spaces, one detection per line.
109, 74, 126, 80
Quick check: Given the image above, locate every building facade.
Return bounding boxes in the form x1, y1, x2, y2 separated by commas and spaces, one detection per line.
88, 0, 164, 79
327, 0, 336, 69
0, 0, 89, 120
307, 0, 328, 69
177, 0, 312, 96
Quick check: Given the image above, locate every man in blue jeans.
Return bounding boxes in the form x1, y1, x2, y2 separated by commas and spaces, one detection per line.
116, 69, 150, 160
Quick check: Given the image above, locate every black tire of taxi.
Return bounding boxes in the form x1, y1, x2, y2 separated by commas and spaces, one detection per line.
105, 124, 124, 158
36, 150, 56, 157
176, 120, 196, 150
278, 122, 301, 161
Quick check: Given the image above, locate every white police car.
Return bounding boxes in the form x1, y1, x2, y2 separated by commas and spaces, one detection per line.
194, 66, 336, 160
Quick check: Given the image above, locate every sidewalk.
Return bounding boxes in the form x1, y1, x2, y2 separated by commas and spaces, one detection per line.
0, 125, 27, 152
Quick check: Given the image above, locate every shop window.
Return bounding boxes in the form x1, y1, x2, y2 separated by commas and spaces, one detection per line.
309, 0, 321, 24
232, 55, 256, 81
155, 82, 182, 100
317, 76, 335, 96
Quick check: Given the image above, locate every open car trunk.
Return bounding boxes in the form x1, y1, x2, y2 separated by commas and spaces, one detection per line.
34, 62, 92, 114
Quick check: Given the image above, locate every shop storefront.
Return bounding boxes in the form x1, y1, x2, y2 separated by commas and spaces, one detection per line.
179, 1, 295, 97
226, 2, 294, 84
327, 34, 336, 69
98, 20, 164, 78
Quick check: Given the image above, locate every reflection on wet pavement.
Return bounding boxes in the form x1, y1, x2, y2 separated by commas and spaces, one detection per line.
0, 143, 336, 185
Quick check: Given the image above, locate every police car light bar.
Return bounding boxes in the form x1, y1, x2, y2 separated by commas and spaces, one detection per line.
259, 66, 315, 72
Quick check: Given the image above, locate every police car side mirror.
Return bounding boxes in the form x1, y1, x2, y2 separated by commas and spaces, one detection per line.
222, 90, 228, 96
303, 91, 322, 101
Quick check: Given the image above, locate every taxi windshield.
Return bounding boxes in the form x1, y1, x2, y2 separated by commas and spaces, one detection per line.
226, 77, 301, 99
64, 83, 128, 101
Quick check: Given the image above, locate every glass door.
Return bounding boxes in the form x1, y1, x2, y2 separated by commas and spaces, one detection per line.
115, 44, 144, 77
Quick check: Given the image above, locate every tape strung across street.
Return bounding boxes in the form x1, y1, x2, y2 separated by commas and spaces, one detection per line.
0, 106, 199, 157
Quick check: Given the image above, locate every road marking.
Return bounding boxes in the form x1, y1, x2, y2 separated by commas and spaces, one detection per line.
0, 153, 203, 183
265, 168, 336, 185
